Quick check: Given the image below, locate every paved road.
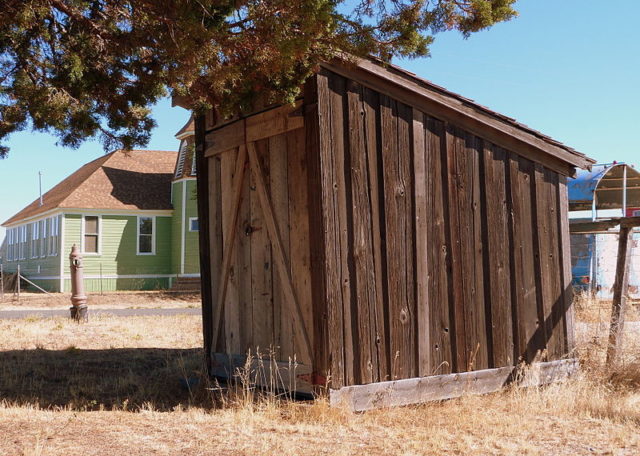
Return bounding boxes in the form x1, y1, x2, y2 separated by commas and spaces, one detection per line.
0, 307, 202, 319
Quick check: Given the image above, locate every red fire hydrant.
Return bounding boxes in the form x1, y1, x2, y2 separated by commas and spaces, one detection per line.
69, 244, 88, 321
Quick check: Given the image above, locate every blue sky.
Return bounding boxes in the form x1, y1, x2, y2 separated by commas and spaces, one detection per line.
1, 0, 639, 241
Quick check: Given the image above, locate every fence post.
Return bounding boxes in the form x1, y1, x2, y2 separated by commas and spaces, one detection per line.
16, 264, 20, 302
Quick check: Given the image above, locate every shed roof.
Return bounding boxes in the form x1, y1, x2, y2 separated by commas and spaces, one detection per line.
568, 163, 640, 211
3, 149, 177, 226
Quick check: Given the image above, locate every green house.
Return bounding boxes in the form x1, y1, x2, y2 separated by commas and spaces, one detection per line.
1, 120, 200, 293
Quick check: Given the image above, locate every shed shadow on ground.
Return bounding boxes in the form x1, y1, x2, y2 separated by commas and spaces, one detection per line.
0, 348, 208, 411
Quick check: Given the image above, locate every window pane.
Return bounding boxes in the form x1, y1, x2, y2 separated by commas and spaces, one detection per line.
85, 216, 98, 234
85, 235, 98, 253
139, 217, 152, 235
190, 219, 199, 231
139, 235, 152, 253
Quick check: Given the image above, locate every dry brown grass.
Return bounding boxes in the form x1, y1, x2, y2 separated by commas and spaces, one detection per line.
1, 293, 640, 455
0, 314, 203, 411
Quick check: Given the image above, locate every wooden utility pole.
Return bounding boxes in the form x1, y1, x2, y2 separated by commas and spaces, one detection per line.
570, 216, 640, 368
606, 217, 640, 367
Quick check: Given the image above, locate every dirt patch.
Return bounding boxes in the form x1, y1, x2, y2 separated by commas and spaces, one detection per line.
0, 291, 201, 311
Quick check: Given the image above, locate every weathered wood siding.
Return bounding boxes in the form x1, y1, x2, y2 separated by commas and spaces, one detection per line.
198, 67, 576, 391
309, 69, 574, 388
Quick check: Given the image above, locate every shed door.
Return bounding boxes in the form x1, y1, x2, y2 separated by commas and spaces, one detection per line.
203, 101, 314, 369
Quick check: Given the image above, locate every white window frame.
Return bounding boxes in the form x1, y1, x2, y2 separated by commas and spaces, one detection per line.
39, 219, 47, 258
48, 215, 59, 256
7, 228, 14, 261
136, 215, 156, 255
19, 225, 27, 260
188, 217, 199, 232
31, 222, 39, 259
12, 227, 18, 261
81, 214, 102, 255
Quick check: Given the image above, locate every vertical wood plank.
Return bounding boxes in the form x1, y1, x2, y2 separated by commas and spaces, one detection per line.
412, 108, 430, 377
317, 70, 345, 387
380, 95, 415, 379
304, 74, 330, 384
482, 144, 514, 367
363, 87, 389, 382
531, 164, 550, 359
380, 94, 400, 379
425, 116, 453, 375
507, 154, 542, 363
210, 156, 223, 352
236, 162, 253, 354
220, 148, 240, 354
287, 127, 314, 366
557, 176, 575, 352
196, 115, 217, 364
468, 135, 489, 371
269, 133, 289, 358
250, 139, 274, 352
534, 165, 565, 359
328, 72, 355, 386
445, 125, 467, 372
347, 81, 377, 384
546, 168, 567, 359
450, 130, 489, 371
400, 102, 417, 379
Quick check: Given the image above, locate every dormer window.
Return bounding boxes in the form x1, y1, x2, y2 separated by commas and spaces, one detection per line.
175, 140, 187, 178
191, 146, 197, 176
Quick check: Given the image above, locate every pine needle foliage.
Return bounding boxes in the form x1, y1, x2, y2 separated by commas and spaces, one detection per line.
0, 0, 517, 156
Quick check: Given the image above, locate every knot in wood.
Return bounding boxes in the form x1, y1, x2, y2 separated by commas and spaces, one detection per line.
399, 308, 409, 324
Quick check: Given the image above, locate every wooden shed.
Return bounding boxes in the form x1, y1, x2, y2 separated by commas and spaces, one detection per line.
188, 57, 595, 410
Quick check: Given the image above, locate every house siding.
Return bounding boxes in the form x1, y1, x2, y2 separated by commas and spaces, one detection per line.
171, 181, 183, 275
62, 213, 173, 292
171, 179, 200, 276
183, 179, 200, 274
1, 214, 63, 292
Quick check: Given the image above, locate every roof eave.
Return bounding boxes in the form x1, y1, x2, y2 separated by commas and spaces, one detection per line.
172, 94, 190, 109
